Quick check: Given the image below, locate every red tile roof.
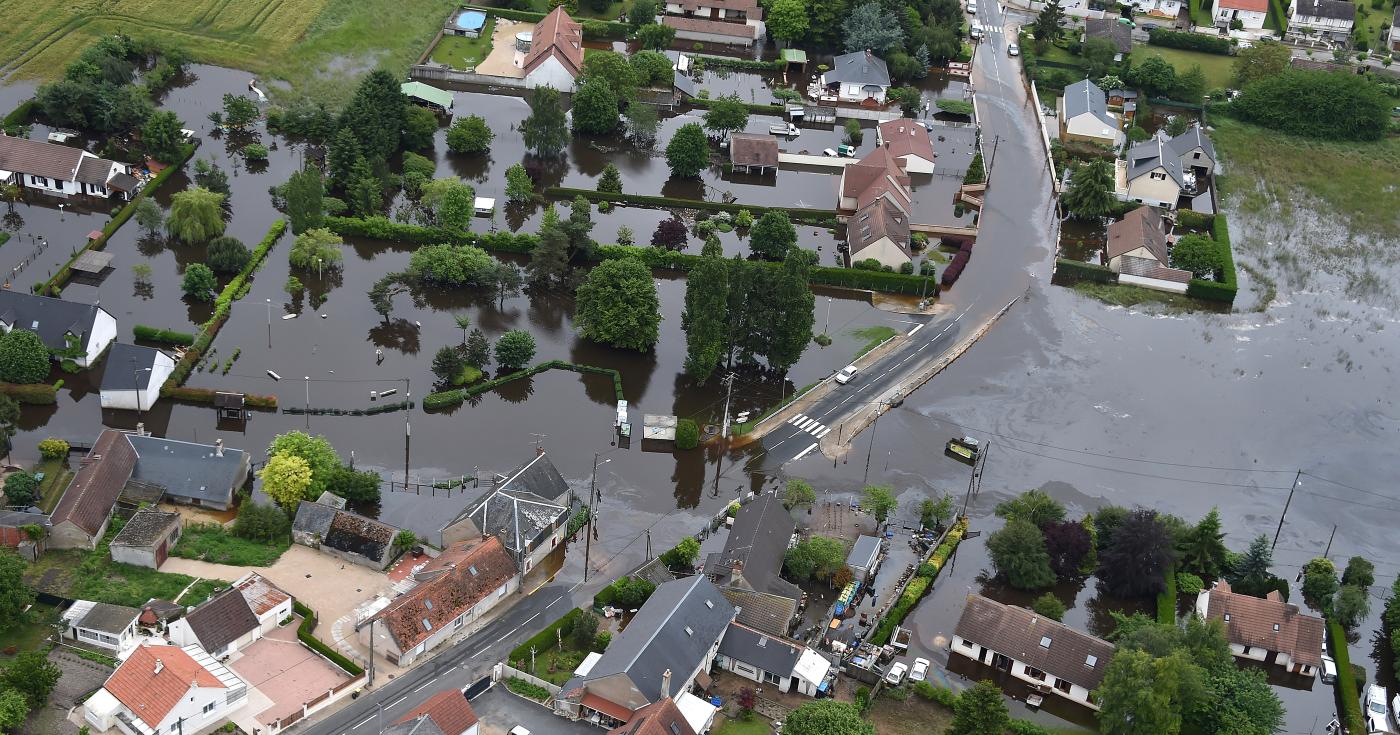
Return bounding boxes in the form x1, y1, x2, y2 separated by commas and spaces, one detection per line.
583, 691, 636, 722
1203, 581, 1324, 668
661, 15, 759, 38
104, 646, 224, 728
398, 690, 479, 735
377, 537, 517, 652
51, 429, 137, 537
0, 134, 86, 182
877, 120, 935, 164
1218, 0, 1268, 10
608, 697, 697, 735
841, 146, 911, 212
524, 6, 584, 78
1106, 205, 1168, 263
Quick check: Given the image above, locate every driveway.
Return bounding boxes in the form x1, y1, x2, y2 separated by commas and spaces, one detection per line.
475, 18, 529, 78
228, 619, 353, 731
469, 686, 599, 735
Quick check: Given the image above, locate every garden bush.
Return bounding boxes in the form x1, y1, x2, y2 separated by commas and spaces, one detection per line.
675, 418, 699, 449
133, 325, 197, 346
1055, 258, 1117, 284
1148, 28, 1232, 54
511, 608, 583, 663
38, 438, 69, 460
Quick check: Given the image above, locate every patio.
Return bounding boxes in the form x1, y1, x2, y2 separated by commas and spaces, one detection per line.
228, 618, 355, 731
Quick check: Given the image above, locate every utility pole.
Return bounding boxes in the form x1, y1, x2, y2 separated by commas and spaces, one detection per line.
989, 134, 1001, 172
584, 453, 610, 583
719, 373, 737, 439
367, 618, 376, 686
1323, 524, 1337, 558
862, 402, 886, 484
645, 530, 652, 561
1272, 470, 1302, 551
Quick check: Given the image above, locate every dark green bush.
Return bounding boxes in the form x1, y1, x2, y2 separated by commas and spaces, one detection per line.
294, 601, 364, 675
510, 608, 583, 663
1230, 70, 1389, 142
675, 418, 699, 449
1185, 214, 1237, 305
1148, 28, 1232, 54
133, 325, 197, 346
1055, 259, 1117, 284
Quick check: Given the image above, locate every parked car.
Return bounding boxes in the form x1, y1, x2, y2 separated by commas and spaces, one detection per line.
1366, 684, 1389, 733
966, 0, 977, 12
1320, 653, 1337, 684
910, 658, 931, 682
1007, 43, 1019, 56
1141, 22, 1161, 31
836, 365, 858, 384
885, 661, 908, 685
509, 728, 531, 735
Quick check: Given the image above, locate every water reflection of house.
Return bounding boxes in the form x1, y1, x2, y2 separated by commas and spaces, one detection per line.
293, 500, 401, 570
439, 451, 570, 577
951, 594, 1114, 711
1195, 580, 1324, 678
822, 50, 891, 105
0, 134, 144, 200
661, 0, 765, 45
704, 491, 801, 637
1115, 124, 1216, 212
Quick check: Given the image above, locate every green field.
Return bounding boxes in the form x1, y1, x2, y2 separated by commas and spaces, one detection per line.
170, 523, 290, 566
430, 17, 497, 69
1130, 46, 1235, 90
34, 459, 73, 514
0, 603, 58, 657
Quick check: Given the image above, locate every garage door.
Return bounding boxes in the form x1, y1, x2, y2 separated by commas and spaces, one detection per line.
155, 540, 168, 567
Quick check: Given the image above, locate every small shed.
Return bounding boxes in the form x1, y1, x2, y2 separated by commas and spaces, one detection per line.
801, 105, 837, 126
846, 534, 881, 583
729, 133, 780, 175
214, 391, 246, 420
100, 343, 175, 413
110, 507, 182, 569
71, 250, 114, 275
643, 414, 678, 441
782, 48, 808, 77
401, 81, 454, 114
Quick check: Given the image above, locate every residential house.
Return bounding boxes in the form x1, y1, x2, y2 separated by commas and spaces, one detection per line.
1104, 206, 1193, 290
951, 595, 1115, 710
84, 644, 247, 735
1392, 7, 1400, 51
385, 690, 480, 735
704, 491, 800, 638
0, 290, 117, 368
1213, 0, 1268, 29
1122, 0, 1183, 19
137, 600, 185, 633
126, 434, 248, 510
715, 622, 831, 697
728, 133, 779, 175
360, 537, 519, 668
109, 508, 182, 569
839, 146, 916, 271
234, 572, 293, 635
294, 500, 401, 570
604, 697, 697, 735
440, 451, 569, 576
845, 535, 881, 584
557, 576, 737, 728
822, 50, 891, 105
661, 0, 764, 46
64, 601, 141, 652
1084, 18, 1133, 60
0, 133, 143, 200
1195, 580, 1325, 676
1117, 124, 1216, 210
100, 344, 175, 413
1287, 0, 1355, 43
875, 119, 935, 174
1056, 79, 1121, 147
521, 7, 584, 90
50, 429, 138, 549
168, 586, 261, 657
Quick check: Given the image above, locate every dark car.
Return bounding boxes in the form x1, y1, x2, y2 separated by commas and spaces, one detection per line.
1141, 22, 1161, 31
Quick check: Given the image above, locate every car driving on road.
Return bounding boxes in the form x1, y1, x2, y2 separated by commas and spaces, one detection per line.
836, 365, 858, 384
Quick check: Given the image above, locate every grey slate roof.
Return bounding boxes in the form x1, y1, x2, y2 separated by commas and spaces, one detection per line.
1063, 79, 1116, 130
1295, 0, 1355, 20
292, 501, 338, 535
1085, 18, 1133, 54
110, 507, 180, 548
0, 509, 46, 527
846, 535, 880, 571
1166, 124, 1215, 167
718, 621, 802, 677
127, 434, 246, 505
0, 291, 109, 352
184, 587, 259, 653
826, 50, 891, 88
442, 453, 569, 563
76, 602, 141, 634
703, 492, 799, 603
101, 344, 167, 391
563, 576, 735, 704
1126, 134, 1184, 187
294, 501, 398, 563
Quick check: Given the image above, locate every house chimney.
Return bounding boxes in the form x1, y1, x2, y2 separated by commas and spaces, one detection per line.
135, 422, 145, 437
154, 658, 164, 675
661, 669, 672, 696
215, 439, 224, 458
536, 445, 544, 457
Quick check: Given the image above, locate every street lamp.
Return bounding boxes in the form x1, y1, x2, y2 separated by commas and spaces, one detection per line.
583, 448, 622, 582
315, 256, 322, 281
265, 298, 272, 348
131, 360, 152, 413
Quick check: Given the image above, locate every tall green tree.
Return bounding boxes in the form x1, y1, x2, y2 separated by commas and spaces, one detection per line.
1227, 534, 1273, 589
767, 0, 810, 44
1334, 584, 1370, 630
142, 110, 185, 163
702, 94, 750, 139
1098, 509, 1178, 598
0, 331, 50, 385
784, 478, 816, 510
505, 163, 534, 203
1062, 159, 1115, 220
527, 206, 571, 288
863, 485, 898, 525
446, 115, 493, 154
563, 195, 596, 259
948, 681, 1010, 735
1301, 557, 1338, 613
268, 431, 342, 499
289, 228, 344, 271
327, 128, 363, 191
522, 86, 569, 157
1342, 556, 1375, 589
338, 69, 407, 161
749, 210, 797, 260
206, 236, 250, 274
0, 551, 35, 629
1232, 39, 1292, 87
260, 454, 313, 510
346, 157, 383, 215
181, 264, 216, 301
1169, 235, 1222, 279
0, 689, 26, 732
666, 123, 710, 178
987, 517, 1057, 590
575, 259, 661, 351
494, 330, 537, 370
597, 163, 623, 194
401, 105, 440, 151
1, 651, 61, 708
629, 51, 674, 89
166, 187, 226, 243
581, 51, 640, 102
285, 166, 325, 234
783, 536, 848, 582
1031, 0, 1064, 42
993, 489, 1065, 528
842, 2, 905, 53
572, 77, 621, 134
1097, 650, 1203, 735
1179, 508, 1229, 578
769, 247, 815, 370
465, 328, 491, 369
420, 178, 477, 231
431, 345, 466, 384
682, 236, 730, 384
628, 0, 658, 29
782, 700, 874, 735
635, 23, 677, 50
134, 198, 163, 235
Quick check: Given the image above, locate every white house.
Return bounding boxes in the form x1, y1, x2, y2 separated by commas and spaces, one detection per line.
822, 51, 891, 104
359, 536, 519, 668
521, 6, 583, 90
1117, 124, 1216, 210
1123, 0, 1183, 18
168, 587, 262, 658
840, 146, 916, 271
0, 290, 117, 368
84, 644, 247, 735
234, 571, 293, 635
1213, 0, 1268, 30
385, 690, 480, 735
0, 134, 144, 200
1391, 7, 1400, 52
1286, 0, 1355, 43
1195, 580, 1325, 677
63, 601, 141, 653
952, 595, 1115, 711
100, 344, 174, 412
1057, 79, 1121, 147
875, 119, 935, 174
715, 622, 831, 697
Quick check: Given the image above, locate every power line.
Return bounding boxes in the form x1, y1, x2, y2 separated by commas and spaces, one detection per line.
991, 441, 1296, 490
1303, 471, 1400, 505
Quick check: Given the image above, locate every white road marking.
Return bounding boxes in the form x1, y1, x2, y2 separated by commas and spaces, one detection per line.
798, 418, 817, 431
908, 323, 924, 336
813, 427, 831, 439
545, 596, 562, 609
414, 679, 434, 692
789, 413, 808, 425
388, 696, 406, 708
792, 442, 820, 461
352, 716, 373, 730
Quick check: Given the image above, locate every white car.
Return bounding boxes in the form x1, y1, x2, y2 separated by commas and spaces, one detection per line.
966, 0, 977, 12
1366, 684, 1388, 733
835, 365, 858, 384
1320, 653, 1336, 684
509, 728, 531, 735
910, 658, 931, 682
1007, 43, 1019, 56
885, 661, 908, 685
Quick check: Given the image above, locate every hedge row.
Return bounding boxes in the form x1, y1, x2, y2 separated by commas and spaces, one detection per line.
463, 5, 629, 38
0, 381, 59, 405
510, 607, 583, 664
326, 216, 537, 252
1054, 258, 1117, 284
1185, 213, 1237, 305
294, 601, 365, 675
133, 325, 196, 346
871, 517, 969, 645
686, 96, 786, 115
1157, 563, 1177, 624
39, 142, 197, 296
1329, 618, 1365, 735
1147, 28, 1232, 55
425, 360, 624, 410
0, 233, 10, 248
164, 386, 278, 409
545, 187, 839, 224
690, 54, 784, 72
2, 100, 36, 128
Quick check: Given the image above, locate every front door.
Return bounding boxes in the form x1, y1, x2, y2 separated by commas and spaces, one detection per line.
155, 540, 168, 567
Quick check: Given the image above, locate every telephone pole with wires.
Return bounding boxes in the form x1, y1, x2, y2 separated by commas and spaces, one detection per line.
719, 373, 737, 439
1272, 470, 1302, 551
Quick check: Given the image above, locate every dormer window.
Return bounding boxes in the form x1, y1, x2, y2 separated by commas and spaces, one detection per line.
1039, 636, 1051, 649
1224, 613, 1231, 622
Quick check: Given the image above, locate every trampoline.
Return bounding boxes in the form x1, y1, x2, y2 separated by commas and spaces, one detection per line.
455, 10, 487, 31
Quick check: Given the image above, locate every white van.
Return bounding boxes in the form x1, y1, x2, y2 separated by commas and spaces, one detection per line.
970, 21, 984, 40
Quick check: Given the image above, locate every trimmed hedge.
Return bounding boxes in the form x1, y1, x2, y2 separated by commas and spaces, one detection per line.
40, 142, 197, 295
165, 386, 278, 409
425, 360, 624, 410
545, 187, 839, 225
871, 518, 968, 645
1157, 563, 1177, 624
691, 54, 783, 72
2, 100, 36, 128
0, 381, 58, 405
294, 601, 365, 675
1329, 618, 1365, 735
1185, 213, 1237, 305
133, 325, 196, 346
510, 607, 583, 664
1148, 28, 1232, 55
687, 96, 785, 115
1055, 258, 1117, 284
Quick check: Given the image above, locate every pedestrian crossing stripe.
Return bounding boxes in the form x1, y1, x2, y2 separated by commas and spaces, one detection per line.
789, 413, 830, 438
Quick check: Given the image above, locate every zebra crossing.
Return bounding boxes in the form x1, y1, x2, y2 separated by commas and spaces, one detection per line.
788, 413, 832, 439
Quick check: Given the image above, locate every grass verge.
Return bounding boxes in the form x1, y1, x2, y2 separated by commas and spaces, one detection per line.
713, 717, 773, 735
1071, 281, 1203, 311
1129, 46, 1234, 90
35, 459, 73, 514
849, 325, 897, 359
169, 523, 290, 566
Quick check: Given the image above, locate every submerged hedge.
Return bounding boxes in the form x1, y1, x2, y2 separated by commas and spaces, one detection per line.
871, 517, 969, 645
545, 187, 838, 225
133, 325, 196, 346
1184, 213, 1237, 305
425, 360, 624, 410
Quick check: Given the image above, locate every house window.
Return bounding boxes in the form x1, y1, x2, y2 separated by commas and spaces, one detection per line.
498, 584, 508, 597
1053, 678, 1072, 694
1193, 152, 1201, 159
763, 671, 781, 685
454, 614, 464, 630
1025, 666, 1047, 681
1150, 172, 1167, 181
30, 176, 48, 187
203, 702, 216, 714
1241, 646, 1251, 655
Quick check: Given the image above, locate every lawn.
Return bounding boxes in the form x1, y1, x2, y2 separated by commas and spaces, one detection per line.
453, 365, 484, 386
1355, 2, 1394, 51
177, 578, 224, 606
712, 716, 771, 735
1039, 43, 1087, 67
0, 603, 58, 657
34, 459, 73, 514
849, 325, 898, 358
1211, 117, 1400, 237
1130, 46, 1235, 90
868, 693, 954, 735
520, 644, 592, 685
169, 522, 290, 566
429, 17, 497, 69
1071, 281, 1208, 310
528, 0, 625, 19
24, 519, 198, 607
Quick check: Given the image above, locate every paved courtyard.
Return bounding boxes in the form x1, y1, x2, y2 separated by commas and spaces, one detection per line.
228, 619, 354, 730
474, 18, 528, 78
